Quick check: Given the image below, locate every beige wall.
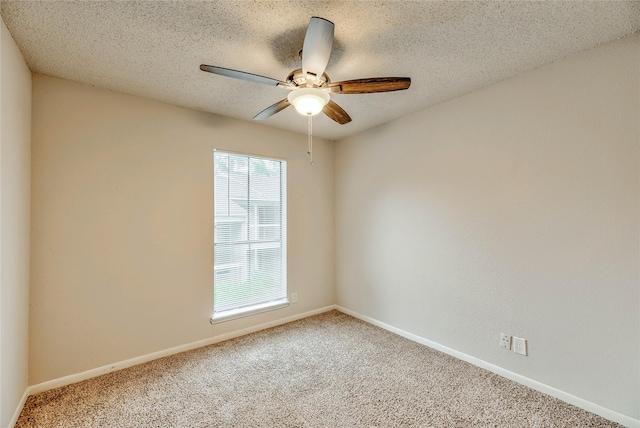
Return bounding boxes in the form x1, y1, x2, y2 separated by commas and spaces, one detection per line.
30, 74, 334, 384
335, 34, 639, 419
0, 18, 31, 427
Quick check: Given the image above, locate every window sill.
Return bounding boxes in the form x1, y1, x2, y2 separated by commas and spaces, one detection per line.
210, 299, 290, 324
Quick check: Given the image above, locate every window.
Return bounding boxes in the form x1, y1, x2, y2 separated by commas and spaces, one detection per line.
212, 151, 287, 322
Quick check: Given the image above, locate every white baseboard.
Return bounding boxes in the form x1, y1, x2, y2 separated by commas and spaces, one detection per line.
8, 387, 30, 428
336, 305, 639, 428
28, 305, 337, 396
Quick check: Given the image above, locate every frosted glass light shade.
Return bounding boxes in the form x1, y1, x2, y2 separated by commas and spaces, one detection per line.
287, 88, 330, 116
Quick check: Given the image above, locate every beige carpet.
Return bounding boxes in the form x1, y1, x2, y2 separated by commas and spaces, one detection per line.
17, 310, 619, 427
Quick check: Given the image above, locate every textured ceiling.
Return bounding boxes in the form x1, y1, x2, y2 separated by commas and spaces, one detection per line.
2, 1, 639, 140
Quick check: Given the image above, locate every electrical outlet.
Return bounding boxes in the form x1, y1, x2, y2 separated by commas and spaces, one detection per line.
291, 292, 298, 303
513, 336, 527, 356
500, 333, 511, 350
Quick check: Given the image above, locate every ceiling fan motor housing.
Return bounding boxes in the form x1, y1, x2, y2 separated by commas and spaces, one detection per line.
286, 68, 330, 88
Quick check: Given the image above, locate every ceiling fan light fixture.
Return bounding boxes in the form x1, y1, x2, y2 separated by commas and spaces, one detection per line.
287, 88, 330, 116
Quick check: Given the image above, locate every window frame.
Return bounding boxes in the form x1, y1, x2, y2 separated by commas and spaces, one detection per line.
211, 149, 288, 324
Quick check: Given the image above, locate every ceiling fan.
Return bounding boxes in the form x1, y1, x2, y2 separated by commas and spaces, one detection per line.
199, 17, 411, 125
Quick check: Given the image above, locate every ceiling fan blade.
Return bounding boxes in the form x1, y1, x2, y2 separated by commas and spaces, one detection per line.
200, 64, 290, 87
253, 99, 291, 120
328, 77, 411, 94
302, 17, 334, 82
323, 100, 352, 125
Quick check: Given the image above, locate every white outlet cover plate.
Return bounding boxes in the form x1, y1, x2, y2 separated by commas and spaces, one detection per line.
500, 333, 511, 350
513, 337, 527, 356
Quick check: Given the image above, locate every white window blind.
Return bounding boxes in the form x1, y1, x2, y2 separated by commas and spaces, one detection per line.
213, 151, 287, 320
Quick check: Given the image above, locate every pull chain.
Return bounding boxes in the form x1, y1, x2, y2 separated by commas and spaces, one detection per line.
307, 114, 313, 165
